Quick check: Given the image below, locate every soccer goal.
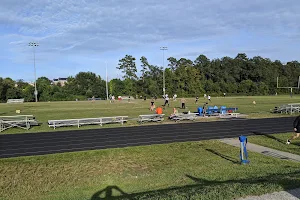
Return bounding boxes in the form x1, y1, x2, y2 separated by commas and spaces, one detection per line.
277, 76, 300, 97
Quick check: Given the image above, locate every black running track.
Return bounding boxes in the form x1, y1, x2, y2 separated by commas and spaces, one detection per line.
0, 117, 295, 158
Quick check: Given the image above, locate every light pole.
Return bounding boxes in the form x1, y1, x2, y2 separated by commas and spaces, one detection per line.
105, 62, 109, 101
160, 46, 168, 97
28, 42, 39, 102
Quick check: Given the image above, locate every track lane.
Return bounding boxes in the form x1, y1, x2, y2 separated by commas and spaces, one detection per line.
0, 117, 292, 144
0, 122, 289, 150
0, 117, 294, 158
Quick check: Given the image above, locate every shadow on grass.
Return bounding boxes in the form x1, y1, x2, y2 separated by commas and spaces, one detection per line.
91, 170, 300, 200
252, 132, 300, 147
252, 131, 286, 144
205, 148, 240, 164
91, 186, 128, 200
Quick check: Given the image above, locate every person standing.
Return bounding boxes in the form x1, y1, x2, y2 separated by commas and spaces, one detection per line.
164, 94, 170, 107
173, 94, 177, 101
150, 98, 155, 111
208, 95, 211, 102
195, 96, 199, 104
287, 115, 300, 144
203, 102, 208, 116
181, 97, 186, 109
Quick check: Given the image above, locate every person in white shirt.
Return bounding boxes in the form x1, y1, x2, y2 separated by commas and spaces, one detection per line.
164, 94, 170, 107
208, 95, 211, 102
173, 94, 177, 101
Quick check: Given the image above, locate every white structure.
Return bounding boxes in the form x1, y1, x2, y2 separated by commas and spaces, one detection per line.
7, 99, 24, 104
52, 78, 68, 86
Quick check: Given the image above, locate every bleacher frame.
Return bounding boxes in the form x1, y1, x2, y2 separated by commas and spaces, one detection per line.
7, 99, 24, 104
48, 116, 128, 129
138, 114, 165, 124
0, 115, 38, 132
273, 103, 300, 115
169, 113, 199, 122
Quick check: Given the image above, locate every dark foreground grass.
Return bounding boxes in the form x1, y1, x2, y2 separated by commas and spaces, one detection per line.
1, 140, 300, 200
249, 132, 300, 155
0, 95, 298, 134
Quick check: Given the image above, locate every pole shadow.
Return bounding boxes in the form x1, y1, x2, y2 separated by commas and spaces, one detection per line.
91, 170, 300, 200
91, 186, 129, 200
252, 131, 286, 144
205, 148, 240, 164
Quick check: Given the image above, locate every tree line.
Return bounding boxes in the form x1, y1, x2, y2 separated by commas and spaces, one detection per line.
1, 53, 299, 102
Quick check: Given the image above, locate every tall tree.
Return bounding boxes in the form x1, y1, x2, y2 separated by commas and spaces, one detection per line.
140, 56, 149, 83
117, 55, 137, 80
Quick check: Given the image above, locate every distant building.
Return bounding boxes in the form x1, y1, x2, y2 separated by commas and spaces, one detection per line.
52, 78, 68, 86
27, 82, 35, 87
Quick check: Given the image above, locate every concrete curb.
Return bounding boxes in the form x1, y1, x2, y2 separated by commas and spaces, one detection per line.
236, 188, 300, 200
220, 138, 300, 162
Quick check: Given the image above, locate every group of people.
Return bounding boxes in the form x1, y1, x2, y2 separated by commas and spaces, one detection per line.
148, 95, 210, 112
147, 95, 300, 145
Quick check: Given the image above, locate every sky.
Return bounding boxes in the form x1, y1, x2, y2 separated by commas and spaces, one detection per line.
0, 0, 300, 82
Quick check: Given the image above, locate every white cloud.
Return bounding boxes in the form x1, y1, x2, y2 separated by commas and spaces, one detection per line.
0, 0, 299, 79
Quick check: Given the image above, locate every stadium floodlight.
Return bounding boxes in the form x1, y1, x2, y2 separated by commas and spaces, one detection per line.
160, 46, 168, 97
28, 42, 39, 102
277, 76, 300, 98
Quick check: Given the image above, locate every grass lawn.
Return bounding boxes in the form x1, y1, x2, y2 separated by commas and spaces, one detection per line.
248, 132, 300, 155
1, 140, 300, 200
0, 95, 299, 134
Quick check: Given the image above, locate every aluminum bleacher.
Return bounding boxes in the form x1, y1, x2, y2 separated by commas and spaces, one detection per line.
0, 115, 39, 132
48, 116, 128, 129
169, 113, 199, 122
7, 99, 24, 104
138, 114, 165, 123
273, 103, 300, 115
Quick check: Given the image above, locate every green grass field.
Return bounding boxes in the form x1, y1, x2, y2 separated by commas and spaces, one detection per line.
0, 95, 299, 134
1, 95, 300, 199
249, 132, 300, 155
1, 140, 300, 200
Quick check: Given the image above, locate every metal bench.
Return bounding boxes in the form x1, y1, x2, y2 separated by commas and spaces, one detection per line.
272, 104, 300, 115
0, 115, 38, 132
169, 113, 199, 122
7, 99, 24, 104
219, 113, 241, 118
138, 114, 165, 123
48, 116, 128, 129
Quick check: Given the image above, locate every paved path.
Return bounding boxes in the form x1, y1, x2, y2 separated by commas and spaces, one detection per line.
0, 117, 295, 158
220, 138, 300, 162
237, 188, 300, 200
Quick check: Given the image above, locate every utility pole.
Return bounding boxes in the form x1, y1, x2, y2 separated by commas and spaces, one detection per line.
160, 46, 168, 97
28, 42, 39, 102
105, 62, 109, 101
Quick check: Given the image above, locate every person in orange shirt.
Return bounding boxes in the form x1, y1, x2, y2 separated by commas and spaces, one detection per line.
156, 107, 163, 114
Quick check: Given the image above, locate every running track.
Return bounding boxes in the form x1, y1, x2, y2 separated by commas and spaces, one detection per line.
0, 117, 295, 158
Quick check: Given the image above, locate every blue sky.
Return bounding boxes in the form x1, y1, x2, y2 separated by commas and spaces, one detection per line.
0, 0, 300, 82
